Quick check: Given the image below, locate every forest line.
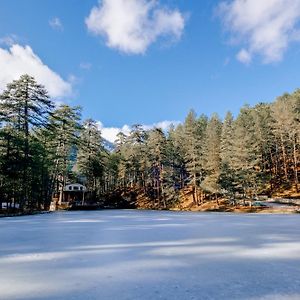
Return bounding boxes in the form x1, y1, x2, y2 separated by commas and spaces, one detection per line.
0, 74, 299, 212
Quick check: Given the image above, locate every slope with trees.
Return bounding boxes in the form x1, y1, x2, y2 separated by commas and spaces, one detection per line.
0, 75, 299, 214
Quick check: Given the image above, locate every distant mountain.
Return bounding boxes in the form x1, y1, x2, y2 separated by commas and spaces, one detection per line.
103, 138, 115, 152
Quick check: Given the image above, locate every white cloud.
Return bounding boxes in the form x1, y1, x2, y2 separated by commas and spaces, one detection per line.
218, 0, 300, 63
49, 17, 63, 31
0, 34, 19, 46
236, 48, 251, 64
142, 120, 180, 131
85, 0, 185, 54
97, 122, 131, 143
97, 120, 180, 143
0, 44, 72, 98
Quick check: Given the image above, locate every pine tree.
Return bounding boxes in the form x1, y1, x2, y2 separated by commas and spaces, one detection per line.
201, 113, 222, 200
271, 92, 299, 191
147, 128, 167, 206
162, 126, 183, 207
172, 123, 188, 188
47, 105, 82, 204
182, 110, 207, 204
77, 119, 105, 201
251, 103, 275, 193
0, 74, 54, 209
127, 124, 147, 187
219, 111, 235, 196
290, 90, 300, 190
230, 106, 260, 198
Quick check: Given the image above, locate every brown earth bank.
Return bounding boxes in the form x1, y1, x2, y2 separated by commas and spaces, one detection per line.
2, 185, 300, 215
116, 186, 300, 214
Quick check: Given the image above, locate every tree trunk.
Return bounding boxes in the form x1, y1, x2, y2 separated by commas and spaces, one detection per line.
193, 173, 197, 205
280, 134, 288, 181
293, 136, 299, 192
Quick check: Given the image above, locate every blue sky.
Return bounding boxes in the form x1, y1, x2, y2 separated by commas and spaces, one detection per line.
1, 0, 300, 142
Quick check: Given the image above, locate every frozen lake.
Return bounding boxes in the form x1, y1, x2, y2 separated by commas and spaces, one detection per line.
1, 210, 300, 300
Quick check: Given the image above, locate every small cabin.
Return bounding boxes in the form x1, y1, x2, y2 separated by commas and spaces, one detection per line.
63, 184, 87, 204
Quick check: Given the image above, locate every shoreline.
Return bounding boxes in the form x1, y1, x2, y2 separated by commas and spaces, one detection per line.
0, 210, 52, 218
1, 206, 299, 218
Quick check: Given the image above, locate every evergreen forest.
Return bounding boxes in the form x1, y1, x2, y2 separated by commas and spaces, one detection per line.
0, 75, 299, 212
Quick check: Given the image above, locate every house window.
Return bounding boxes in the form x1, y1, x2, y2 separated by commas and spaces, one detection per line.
69, 186, 72, 191
80, 187, 83, 191
73, 186, 79, 191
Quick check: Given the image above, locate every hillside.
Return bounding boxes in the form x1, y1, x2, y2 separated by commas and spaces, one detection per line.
111, 185, 300, 214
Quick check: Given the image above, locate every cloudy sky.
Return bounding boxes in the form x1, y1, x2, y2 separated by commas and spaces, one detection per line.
1, 0, 300, 142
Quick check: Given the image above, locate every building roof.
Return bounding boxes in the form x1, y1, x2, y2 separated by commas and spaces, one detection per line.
64, 184, 87, 192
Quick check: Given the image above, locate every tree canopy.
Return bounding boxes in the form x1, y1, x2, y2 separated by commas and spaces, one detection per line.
0, 75, 299, 212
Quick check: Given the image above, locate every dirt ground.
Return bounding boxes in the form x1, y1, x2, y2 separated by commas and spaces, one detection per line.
135, 187, 300, 214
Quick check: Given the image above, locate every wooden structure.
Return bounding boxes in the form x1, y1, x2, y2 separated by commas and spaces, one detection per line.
62, 184, 87, 205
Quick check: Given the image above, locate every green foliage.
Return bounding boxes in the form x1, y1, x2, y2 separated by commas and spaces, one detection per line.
0, 75, 299, 212
77, 119, 106, 197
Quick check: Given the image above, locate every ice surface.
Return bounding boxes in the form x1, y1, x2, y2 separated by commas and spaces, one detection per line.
0, 210, 300, 300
